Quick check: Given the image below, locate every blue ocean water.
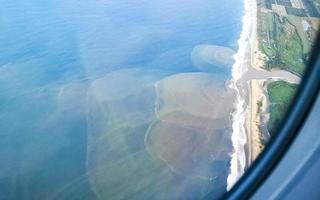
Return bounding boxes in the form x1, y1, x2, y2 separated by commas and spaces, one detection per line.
0, 0, 243, 199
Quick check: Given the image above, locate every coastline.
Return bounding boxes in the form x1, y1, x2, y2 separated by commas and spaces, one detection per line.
243, 0, 301, 165
227, 0, 303, 190
227, 0, 256, 190
246, 0, 265, 165
227, 0, 309, 191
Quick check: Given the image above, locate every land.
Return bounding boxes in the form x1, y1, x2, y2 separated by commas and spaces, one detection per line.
267, 80, 298, 134
257, 0, 320, 76
247, 0, 319, 163
246, 79, 267, 161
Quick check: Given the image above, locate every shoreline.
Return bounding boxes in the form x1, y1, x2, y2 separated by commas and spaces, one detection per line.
228, 0, 305, 191
227, 0, 256, 190
246, 0, 264, 165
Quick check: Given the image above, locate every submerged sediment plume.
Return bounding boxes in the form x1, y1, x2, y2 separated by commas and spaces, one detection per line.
146, 72, 236, 180
154, 73, 234, 120
86, 70, 236, 199
86, 69, 162, 199
191, 45, 235, 73
0, 0, 248, 198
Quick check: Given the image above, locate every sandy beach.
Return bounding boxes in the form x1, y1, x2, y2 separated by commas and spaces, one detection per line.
244, 0, 265, 165
246, 78, 268, 163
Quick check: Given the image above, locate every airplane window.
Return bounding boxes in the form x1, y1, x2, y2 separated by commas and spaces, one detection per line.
0, 0, 318, 199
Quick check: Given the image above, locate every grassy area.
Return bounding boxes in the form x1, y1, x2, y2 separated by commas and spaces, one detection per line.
287, 15, 312, 55
258, 12, 277, 60
258, 13, 306, 76
267, 81, 298, 135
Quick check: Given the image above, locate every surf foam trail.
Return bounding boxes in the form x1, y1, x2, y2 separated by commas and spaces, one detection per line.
227, 0, 257, 190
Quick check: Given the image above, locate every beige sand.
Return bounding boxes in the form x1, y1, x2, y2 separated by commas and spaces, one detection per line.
246, 0, 267, 164
246, 79, 266, 163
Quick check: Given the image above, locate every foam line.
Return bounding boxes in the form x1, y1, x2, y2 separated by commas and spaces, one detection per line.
227, 0, 257, 190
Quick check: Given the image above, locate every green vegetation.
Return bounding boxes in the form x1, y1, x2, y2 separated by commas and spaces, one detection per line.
259, 131, 266, 150
259, 12, 277, 58
258, 13, 306, 76
257, 100, 263, 114
267, 81, 298, 135
287, 15, 312, 55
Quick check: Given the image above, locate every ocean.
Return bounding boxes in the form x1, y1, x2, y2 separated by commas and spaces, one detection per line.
0, 0, 244, 199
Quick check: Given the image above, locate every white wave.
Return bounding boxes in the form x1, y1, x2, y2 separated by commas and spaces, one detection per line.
227, 0, 257, 190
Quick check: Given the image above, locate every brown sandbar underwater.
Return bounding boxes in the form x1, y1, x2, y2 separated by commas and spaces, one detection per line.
86, 70, 235, 199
